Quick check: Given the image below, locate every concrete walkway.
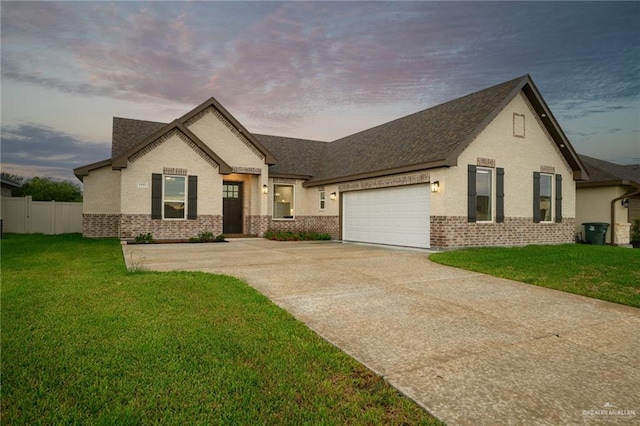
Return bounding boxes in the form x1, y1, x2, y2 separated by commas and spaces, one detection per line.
123, 239, 640, 425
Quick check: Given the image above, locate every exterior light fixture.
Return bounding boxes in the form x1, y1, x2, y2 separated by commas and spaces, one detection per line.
330, 192, 337, 201
262, 184, 269, 194
431, 181, 440, 193
622, 198, 629, 208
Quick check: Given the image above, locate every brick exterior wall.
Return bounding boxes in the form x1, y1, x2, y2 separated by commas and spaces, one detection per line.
248, 215, 271, 236
430, 216, 576, 249
83, 214, 120, 237
266, 215, 340, 239
119, 214, 222, 240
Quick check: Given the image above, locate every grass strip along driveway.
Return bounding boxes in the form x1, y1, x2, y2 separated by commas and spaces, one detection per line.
1, 234, 440, 425
430, 244, 640, 308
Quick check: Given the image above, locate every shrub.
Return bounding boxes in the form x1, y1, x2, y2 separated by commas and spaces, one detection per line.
631, 217, 640, 242
264, 230, 331, 241
189, 232, 218, 243
134, 233, 153, 243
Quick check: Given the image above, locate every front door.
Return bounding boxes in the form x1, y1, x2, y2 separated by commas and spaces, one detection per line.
223, 182, 243, 234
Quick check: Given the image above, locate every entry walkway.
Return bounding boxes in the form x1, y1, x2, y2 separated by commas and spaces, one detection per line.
123, 239, 640, 425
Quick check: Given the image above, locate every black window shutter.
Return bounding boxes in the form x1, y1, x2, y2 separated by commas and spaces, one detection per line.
555, 174, 562, 223
187, 175, 198, 220
467, 165, 477, 223
533, 172, 541, 223
151, 173, 162, 219
496, 167, 505, 223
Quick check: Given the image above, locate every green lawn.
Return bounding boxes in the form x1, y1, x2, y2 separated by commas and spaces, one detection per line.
1, 234, 441, 425
430, 244, 640, 307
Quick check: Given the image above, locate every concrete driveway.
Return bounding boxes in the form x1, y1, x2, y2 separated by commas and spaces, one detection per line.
123, 239, 640, 425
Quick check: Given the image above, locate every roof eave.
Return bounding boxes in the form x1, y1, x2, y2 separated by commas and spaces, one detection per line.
577, 179, 640, 189
73, 158, 113, 182
521, 78, 589, 181
269, 173, 314, 180
303, 160, 453, 187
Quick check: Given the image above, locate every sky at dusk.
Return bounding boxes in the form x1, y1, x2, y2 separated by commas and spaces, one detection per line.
1, 1, 639, 183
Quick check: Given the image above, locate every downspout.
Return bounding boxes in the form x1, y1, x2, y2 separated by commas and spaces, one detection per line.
610, 190, 640, 244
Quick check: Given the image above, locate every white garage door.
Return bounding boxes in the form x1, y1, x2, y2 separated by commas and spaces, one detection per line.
343, 184, 430, 248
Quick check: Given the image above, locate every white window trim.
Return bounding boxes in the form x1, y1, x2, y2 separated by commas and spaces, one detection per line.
163, 175, 187, 220
476, 167, 493, 223
273, 183, 295, 220
319, 190, 326, 211
539, 173, 554, 223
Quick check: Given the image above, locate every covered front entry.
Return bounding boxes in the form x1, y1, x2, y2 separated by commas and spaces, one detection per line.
223, 181, 243, 234
342, 184, 430, 248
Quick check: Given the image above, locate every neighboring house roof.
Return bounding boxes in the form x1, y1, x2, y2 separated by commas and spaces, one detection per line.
255, 134, 329, 179
1, 178, 21, 188
578, 155, 640, 188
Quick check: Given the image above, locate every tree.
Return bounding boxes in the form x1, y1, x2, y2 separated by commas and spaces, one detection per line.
18, 177, 83, 202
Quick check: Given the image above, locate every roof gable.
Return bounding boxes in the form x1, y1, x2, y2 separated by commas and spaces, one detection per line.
304, 75, 587, 185
180, 97, 276, 165
111, 120, 233, 174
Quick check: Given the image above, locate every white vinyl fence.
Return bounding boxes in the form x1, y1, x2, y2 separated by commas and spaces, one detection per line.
1, 196, 83, 234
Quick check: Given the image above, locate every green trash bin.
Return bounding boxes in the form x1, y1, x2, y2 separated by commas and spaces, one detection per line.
582, 222, 609, 245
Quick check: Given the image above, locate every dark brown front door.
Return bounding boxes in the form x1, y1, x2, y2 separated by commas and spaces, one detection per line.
223, 182, 243, 234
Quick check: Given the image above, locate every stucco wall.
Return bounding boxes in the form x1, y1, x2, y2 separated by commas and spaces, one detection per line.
435, 91, 576, 221
576, 185, 628, 243
82, 166, 121, 214
120, 133, 222, 215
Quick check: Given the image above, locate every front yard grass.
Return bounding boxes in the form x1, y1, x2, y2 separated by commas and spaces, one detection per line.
430, 244, 640, 308
1, 234, 441, 425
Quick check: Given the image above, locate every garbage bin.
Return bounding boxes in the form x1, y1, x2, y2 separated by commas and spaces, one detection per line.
582, 222, 609, 245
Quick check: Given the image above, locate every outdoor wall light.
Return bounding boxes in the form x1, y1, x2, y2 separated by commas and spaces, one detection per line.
431, 181, 440, 193
622, 198, 629, 208
262, 184, 269, 194
330, 192, 337, 201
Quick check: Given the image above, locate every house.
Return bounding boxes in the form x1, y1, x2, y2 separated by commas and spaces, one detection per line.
576, 155, 640, 245
1, 177, 21, 197
74, 75, 588, 249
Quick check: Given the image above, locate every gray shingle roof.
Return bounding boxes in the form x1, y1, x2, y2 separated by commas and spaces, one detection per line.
306, 76, 527, 184
112, 117, 167, 158
579, 155, 640, 186
77, 75, 587, 184
254, 134, 329, 178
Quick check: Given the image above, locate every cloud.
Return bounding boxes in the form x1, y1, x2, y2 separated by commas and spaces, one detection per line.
1, 123, 110, 181
1, 1, 638, 146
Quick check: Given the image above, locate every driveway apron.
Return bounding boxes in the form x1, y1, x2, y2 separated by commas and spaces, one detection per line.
123, 239, 640, 425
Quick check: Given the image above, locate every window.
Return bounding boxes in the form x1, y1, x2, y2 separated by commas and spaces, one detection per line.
151, 173, 197, 220
476, 168, 492, 221
319, 190, 326, 210
468, 165, 504, 223
223, 183, 239, 199
164, 175, 186, 219
533, 172, 562, 223
539, 174, 553, 222
273, 184, 294, 219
